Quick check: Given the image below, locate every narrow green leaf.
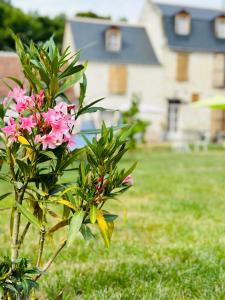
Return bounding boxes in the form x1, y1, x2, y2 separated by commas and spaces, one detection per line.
90, 205, 97, 224
123, 161, 138, 180
67, 210, 85, 247
103, 214, 118, 222
80, 224, 95, 241
0, 192, 11, 201
17, 204, 41, 229
6, 76, 24, 88
16, 159, 30, 177
40, 151, 56, 160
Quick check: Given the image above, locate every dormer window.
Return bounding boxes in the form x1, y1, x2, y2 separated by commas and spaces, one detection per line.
105, 26, 121, 52
215, 16, 225, 39
175, 11, 191, 36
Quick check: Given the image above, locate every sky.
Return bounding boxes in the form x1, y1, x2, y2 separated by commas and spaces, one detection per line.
11, 0, 224, 22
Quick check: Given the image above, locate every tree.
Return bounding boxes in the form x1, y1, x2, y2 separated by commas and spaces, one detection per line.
0, 1, 65, 50
76, 11, 111, 20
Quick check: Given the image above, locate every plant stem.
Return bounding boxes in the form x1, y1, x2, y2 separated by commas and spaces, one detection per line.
35, 239, 67, 281
18, 222, 31, 249
36, 226, 46, 267
11, 191, 22, 268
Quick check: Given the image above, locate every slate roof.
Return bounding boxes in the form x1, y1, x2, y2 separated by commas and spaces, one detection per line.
69, 18, 160, 65
156, 3, 225, 53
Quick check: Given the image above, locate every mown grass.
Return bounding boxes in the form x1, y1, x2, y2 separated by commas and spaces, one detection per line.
1, 148, 225, 299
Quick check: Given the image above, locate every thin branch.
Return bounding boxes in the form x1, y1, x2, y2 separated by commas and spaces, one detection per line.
36, 226, 46, 267
35, 239, 67, 281
18, 222, 31, 249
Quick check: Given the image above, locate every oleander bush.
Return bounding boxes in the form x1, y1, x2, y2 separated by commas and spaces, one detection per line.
0, 33, 135, 299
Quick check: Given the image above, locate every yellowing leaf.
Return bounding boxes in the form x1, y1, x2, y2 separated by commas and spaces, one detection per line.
18, 136, 30, 145
18, 136, 33, 160
48, 219, 69, 234
57, 199, 77, 211
96, 209, 110, 248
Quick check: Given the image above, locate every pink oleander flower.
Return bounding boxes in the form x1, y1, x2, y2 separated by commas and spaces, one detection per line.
34, 134, 42, 144
50, 119, 69, 138
64, 114, 76, 130
64, 134, 76, 151
3, 87, 26, 107
42, 109, 60, 124
122, 175, 134, 186
16, 96, 35, 113
55, 102, 68, 115
68, 104, 76, 111
20, 116, 36, 133
2, 117, 17, 137
39, 133, 58, 150
36, 90, 45, 108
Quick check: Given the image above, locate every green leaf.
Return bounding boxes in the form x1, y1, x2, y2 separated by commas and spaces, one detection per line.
76, 97, 105, 118
90, 205, 97, 224
6, 76, 24, 88
79, 161, 86, 185
103, 214, 118, 222
17, 203, 41, 229
83, 107, 115, 114
16, 159, 30, 177
0, 192, 11, 201
67, 210, 85, 247
48, 219, 69, 234
123, 161, 138, 180
56, 61, 87, 96
0, 286, 4, 298
40, 151, 56, 160
80, 224, 95, 241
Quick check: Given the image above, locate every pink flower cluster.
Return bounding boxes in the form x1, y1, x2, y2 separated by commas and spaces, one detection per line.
3, 86, 44, 112
2, 87, 76, 151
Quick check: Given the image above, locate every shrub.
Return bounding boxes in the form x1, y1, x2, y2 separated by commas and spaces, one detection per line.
0, 34, 135, 299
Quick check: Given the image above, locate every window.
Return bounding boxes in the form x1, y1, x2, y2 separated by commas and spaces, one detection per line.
191, 93, 199, 103
215, 16, 225, 39
105, 26, 121, 52
211, 110, 225, 135
175, 11, 191, 36
109, 65, 127, 94
176, 53, 189, 82
213, 53, 225, 88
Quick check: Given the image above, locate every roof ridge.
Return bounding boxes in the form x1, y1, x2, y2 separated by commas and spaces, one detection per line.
68, 16, 144, 28
155, 1, 224, 13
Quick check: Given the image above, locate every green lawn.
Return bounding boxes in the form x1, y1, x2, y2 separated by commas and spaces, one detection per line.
1, 148, 225, 299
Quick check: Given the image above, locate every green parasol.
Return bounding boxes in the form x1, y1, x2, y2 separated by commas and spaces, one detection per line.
192, 95, 225, 109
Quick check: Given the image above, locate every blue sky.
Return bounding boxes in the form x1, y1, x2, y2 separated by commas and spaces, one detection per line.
11, 0, 223, 21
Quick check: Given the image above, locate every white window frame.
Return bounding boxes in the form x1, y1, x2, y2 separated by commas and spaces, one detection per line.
213, 53, 225, 88
175, 12, 191, 36
215, 17, 225, 39
105, 27, 121, 52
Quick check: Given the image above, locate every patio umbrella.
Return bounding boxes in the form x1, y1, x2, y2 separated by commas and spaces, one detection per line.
192, 95, 225, 109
